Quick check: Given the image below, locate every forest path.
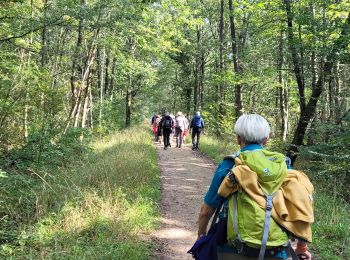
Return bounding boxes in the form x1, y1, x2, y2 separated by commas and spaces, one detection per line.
152, 140, 216, 260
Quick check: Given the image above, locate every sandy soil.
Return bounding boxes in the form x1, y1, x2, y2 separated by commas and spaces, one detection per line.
152, 141, 216, 260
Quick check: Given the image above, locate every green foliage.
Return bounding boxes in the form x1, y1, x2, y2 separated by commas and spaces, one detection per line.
0, 126, 160, 259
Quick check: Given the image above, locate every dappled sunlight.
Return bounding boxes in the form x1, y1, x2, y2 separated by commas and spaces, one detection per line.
93, 126, 153, 153
153, 141, 216, 259
153, 227, 193, 239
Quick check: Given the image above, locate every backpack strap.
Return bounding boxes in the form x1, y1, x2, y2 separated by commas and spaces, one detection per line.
258, 193, 276, 260
287, 242, 300, 260
223, 151, 240, 161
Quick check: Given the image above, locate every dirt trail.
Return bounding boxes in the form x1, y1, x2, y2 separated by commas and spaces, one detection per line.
152, 142, 215, 260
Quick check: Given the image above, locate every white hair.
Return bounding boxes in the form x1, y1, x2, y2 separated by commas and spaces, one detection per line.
196, 111, 200, 116
234, 114, 270, 144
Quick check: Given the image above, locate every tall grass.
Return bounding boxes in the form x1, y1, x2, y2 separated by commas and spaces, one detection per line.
1, 126, 159, 259
199, 135, 239, 163
199, 135, 350, 260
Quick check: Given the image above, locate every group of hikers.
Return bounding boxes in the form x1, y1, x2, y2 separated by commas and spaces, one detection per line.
151, 111, 205, 150
151, 113, 314, 260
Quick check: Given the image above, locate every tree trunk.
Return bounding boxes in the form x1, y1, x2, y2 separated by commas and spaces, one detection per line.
66, 0, 85, 130
333, 61, 341, 122
89, 84, 94, 129
125, 75, 132, 128
97, 47, 105, 128
229, 0, 243, 117
104, 51, 110, 95
81, 78, 91, 128
218, 0, 225, 101
284, 0, 306, 112
41, 0, 48, 67
278, 30, 288, 141
284, 0, 350, 164
109, 57, 117, 99
200, 52, 205, 109
194, 25, 202, 112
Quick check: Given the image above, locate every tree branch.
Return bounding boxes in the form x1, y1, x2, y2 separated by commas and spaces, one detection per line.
0, 16, 64, 42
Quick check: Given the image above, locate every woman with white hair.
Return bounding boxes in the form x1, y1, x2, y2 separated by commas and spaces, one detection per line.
190, 114, 313, 260
175, 111, 186, 148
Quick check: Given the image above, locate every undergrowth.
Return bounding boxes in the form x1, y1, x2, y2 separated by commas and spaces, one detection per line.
0, 126, 159, 259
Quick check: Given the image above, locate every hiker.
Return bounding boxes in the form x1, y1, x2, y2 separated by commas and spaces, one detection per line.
183, 114, 190, 144
189, 114, 314, 260
152, 114, 161, 142
190, 111, 205, 150
151, 114, 157, 125
159, 112, 174, 149
175, 111, 187, 148
169, 113, 176, 147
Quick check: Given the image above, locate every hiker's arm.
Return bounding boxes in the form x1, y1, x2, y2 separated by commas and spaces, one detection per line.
197, 203, 215, 239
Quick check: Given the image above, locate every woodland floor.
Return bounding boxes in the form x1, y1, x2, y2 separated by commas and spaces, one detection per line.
152, 138, 215, 260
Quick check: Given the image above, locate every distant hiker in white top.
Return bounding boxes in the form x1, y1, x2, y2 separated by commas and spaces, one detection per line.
175, 111, 187, 148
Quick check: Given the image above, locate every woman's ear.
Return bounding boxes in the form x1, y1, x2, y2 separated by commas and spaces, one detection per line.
262, 137, 269, 146
237, 135, 244, 147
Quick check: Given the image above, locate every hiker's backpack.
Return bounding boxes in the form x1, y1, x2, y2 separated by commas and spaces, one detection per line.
163, 117, 172, 129
193, 116, 202, 128
225, 150, 289, 258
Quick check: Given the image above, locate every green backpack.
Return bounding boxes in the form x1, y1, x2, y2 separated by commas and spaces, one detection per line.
225, 149, 289, 259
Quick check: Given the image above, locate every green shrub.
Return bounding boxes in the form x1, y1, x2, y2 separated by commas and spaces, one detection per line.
0, 126, 160, 259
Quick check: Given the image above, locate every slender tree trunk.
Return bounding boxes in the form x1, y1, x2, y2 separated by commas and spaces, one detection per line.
309, 3, 317, 90
81, 77, 91, 128
104, 51, 110, 95
229, 0, 243, 117
125, 75, 132, 128
97, 48, 105, 128
284, 0, 306, 112
41, 0, 48, 67
194, 26, 201, 112
200, 52, 205, 109
109, 57, 117, 99
89, 84, 94, 129
218, 0, 225, 102
333, 61, 341, 122
278, 30, 288, 141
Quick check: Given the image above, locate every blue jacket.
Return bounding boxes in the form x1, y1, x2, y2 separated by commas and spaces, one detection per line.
191, 116, 204, 129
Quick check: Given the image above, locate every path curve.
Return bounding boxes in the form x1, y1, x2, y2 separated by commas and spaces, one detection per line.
152, 142, 215, 260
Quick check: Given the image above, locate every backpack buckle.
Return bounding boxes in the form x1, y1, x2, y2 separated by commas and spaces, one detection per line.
229, 239, 244, 254
266, 196, 273, 211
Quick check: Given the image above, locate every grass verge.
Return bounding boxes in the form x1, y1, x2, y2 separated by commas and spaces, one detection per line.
0, 126, 160, 259
199, 135, 350, 260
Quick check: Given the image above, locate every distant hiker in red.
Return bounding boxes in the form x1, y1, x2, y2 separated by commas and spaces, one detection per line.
175, 111, 187, 148
159, 112, 174, 150
152, 114, 161, 141
183, 114, 190, 144
190, 111, 205, 150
